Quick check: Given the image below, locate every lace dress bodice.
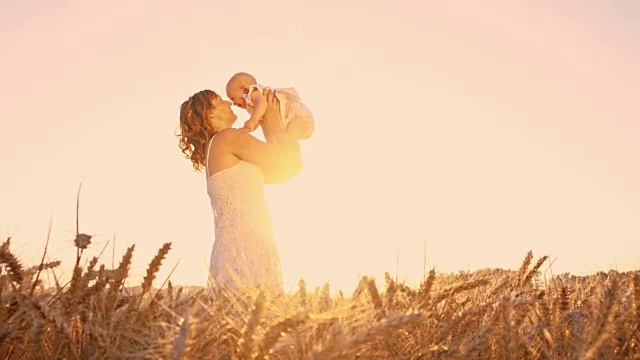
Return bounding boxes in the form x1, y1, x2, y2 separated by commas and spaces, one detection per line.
205, 140, 283, 294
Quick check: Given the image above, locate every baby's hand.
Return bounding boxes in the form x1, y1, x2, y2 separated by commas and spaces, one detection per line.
243, 118, 260, 132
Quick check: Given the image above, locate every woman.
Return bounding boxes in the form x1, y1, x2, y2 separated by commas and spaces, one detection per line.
178, 88, 301, 295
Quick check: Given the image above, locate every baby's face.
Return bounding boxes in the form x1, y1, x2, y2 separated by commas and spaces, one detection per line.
226, 82, 248, 109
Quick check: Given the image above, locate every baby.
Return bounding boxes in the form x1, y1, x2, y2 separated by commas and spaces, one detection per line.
225, 72, 315, 140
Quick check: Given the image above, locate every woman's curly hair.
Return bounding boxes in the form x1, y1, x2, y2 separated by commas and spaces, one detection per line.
178, 89, 219, 171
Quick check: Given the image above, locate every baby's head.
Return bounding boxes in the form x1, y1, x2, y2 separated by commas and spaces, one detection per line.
225, 72, 257, 109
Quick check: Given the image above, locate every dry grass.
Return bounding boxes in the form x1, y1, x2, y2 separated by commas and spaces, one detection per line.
0, 239, 640, 359
1, 227, 640, 359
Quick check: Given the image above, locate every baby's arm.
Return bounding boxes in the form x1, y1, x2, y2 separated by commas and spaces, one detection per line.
243, 89, 267, 131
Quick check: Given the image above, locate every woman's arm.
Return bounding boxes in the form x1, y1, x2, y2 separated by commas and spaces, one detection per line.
218, 89, 302, 183
259, 125, 301, 184
260, 88, 302, 183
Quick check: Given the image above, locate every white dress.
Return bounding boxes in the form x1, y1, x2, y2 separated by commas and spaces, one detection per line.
205, 137, 284, 294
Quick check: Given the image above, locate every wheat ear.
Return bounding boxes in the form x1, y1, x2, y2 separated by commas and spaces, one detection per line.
254, 313, 309, 359
0, 238, 24, 284
521, 255, 549, 287
140, 242, 172, 298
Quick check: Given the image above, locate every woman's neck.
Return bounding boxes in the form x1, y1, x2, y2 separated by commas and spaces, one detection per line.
210, 125, 229, 137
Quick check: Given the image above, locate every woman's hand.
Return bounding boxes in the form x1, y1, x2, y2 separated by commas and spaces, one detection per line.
260, 88, 282, 129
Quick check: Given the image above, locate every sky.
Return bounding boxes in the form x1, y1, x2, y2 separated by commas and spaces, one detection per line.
1, 1, 639, 293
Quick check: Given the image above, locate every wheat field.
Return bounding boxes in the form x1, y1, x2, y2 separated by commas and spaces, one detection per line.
1, 230, 639, 359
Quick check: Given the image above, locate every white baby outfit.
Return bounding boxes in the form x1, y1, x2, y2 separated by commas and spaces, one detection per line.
243, 84, 315, 139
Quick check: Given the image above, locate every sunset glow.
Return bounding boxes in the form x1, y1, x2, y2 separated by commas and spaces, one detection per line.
1, 1, 639, 294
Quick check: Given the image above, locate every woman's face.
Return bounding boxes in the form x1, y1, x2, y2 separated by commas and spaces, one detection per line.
209, 95, 237, 127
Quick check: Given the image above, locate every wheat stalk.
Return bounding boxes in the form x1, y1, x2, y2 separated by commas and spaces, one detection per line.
0, 238, 24, 284
517, 251, 533, 283
237, 292, 266, 360
326, 313, 423, 358
521, 255, 549, 287
30, 219, 53, 296
366, 277, 385, 319
254, 313, 309, 359
584, 275, 618, 359
171, 311, 191, 360
140, 242, 172, 298
105, 245, 135, 315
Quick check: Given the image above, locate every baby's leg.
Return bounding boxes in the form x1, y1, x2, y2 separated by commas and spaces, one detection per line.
286, 115, 315, 140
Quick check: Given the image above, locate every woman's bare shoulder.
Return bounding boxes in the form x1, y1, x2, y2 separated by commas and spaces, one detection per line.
207, 129, 244, 175
210, 128, 259, 154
